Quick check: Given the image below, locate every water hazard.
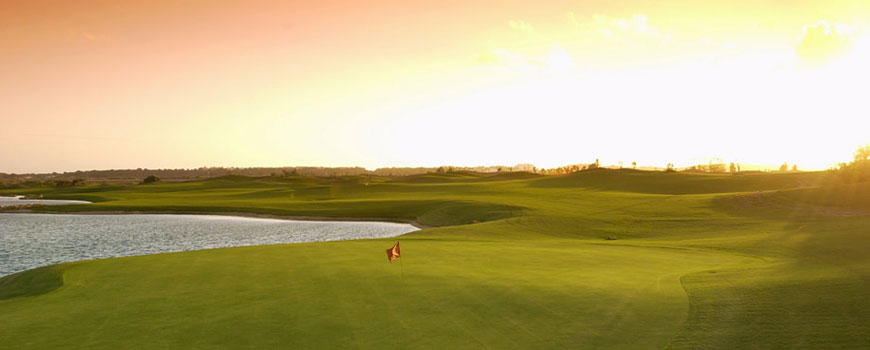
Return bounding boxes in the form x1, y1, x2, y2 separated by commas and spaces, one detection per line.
0, 196, 91, 207
0, 213, 418, 276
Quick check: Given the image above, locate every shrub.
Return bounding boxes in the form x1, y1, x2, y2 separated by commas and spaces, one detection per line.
141, 175, 161, 184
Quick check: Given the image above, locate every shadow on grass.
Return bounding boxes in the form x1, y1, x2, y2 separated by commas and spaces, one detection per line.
0, 265, 67, 301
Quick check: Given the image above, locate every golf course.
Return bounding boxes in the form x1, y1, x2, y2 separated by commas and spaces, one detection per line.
1, 169, 868, 349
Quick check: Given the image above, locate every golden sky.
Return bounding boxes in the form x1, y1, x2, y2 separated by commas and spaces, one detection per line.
2, 0, 869, 173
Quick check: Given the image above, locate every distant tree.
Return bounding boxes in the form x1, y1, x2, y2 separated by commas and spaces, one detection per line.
618, 161, 623, 169
52, 180, 72, 187
791, 164, 798, 172
855, 144, 870, 163
141, 175, 161, 184
838, 144, 870, 182
729, 162, 737, 174
631, 161, 637, 169
587, 158, 599, 170
436, 166, 445, 173
708, 160, 726, 173
666, 163, 675, 172
779, 162, 789, 172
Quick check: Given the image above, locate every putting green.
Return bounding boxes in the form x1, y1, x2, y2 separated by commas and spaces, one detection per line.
1, 170, 868, 349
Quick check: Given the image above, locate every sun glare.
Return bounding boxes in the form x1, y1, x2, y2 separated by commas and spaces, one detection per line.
1, 1, 868, 172
545, 47, 573, 73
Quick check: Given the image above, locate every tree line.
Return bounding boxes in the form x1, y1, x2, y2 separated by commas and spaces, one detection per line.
5, 146, 867, 188
0, 165, 531, 186
836, 145, 870, 183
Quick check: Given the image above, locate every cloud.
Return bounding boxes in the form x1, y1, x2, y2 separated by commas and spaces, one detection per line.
542, 46, 572, 73
702, 38, 737, 50
81, 32, 98, 41
76, 32, 109, 42
476, 49, 519, 66
796, 21, 856, 67
475, 47, 573, 73
508, 20, 535, 34
569, 13, 670, 44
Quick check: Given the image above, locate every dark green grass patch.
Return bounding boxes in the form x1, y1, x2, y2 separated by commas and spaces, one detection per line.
530, 168, 831, 194
0, 265, 67, 301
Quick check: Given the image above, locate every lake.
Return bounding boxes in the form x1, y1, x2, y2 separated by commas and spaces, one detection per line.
0, 213, 418, 276
0, 196, 91, 207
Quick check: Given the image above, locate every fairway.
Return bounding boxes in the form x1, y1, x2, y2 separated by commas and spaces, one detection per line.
1, 170, 869, 349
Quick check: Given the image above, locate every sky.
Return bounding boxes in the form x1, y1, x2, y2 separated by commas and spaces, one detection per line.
2, 0, 869, 173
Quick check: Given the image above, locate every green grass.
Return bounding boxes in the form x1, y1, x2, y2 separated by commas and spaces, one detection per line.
1, 170, 868, 349
0, 265, 67, 301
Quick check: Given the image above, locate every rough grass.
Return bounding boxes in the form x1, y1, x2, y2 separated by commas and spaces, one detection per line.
1, 170, 868, 349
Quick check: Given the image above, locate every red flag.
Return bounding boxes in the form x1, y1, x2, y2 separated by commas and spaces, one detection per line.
385, 241, 400, 263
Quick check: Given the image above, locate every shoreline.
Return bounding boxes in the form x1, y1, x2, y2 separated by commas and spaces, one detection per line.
1, 209, 431, 229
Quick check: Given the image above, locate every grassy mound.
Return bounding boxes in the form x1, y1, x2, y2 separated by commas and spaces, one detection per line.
773, 182, 870, 210
714, 181, 870, 218
0, 265, 67, 301
531, 168, 830, 194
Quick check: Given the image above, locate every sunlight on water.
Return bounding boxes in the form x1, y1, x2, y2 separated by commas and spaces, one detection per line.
0, 196, 91, 207
0, 213, 417, 276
